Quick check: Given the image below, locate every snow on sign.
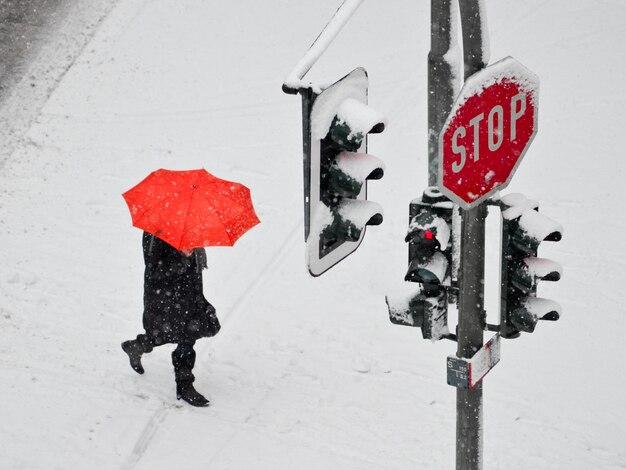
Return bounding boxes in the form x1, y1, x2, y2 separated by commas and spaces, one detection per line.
438, 57, 540, 209
447, 334, 501, 389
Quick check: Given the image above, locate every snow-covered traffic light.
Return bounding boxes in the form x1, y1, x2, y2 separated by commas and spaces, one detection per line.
499, 193, 563, 338
386, 187, 454, 341
386, 285, 449, 341
301, 68, 386, 276
405, 187, 454, 287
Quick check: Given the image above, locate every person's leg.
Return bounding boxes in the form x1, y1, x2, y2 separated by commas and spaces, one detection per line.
121, 334, 154, 375
171, 341, 209, 407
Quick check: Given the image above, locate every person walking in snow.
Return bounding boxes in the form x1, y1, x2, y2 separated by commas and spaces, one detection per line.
121, 231, 221, 407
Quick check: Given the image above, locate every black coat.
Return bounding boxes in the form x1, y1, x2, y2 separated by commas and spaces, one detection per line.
142, 232, 220, 344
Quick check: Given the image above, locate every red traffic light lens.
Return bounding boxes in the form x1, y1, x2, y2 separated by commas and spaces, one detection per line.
424, 230, 434, 240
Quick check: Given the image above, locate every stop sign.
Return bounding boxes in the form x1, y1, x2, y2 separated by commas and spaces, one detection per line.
438, 57, 539, 209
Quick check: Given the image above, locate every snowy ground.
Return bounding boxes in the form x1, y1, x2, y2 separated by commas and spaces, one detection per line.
1, 1, 625, 469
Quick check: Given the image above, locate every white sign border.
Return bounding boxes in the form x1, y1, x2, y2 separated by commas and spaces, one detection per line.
437, 56, 540, 210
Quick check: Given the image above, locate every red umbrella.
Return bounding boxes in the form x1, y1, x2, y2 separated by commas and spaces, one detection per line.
122, 169, 260, 251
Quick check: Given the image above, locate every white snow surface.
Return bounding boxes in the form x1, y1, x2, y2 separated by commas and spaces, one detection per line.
311, 67, 369, 139
337, 198, 383, 228
443, 0, 462, 98
477, 0, 491, 66
518, 208, 563, 242
336, 97, 387, 139
335, 151, 385, 183
1, 1, 626, 469
385, 283, 422, 326
447, 56, 540, 126
524, 297, 562, 320
307, 202, 334, 242
501, 192, 539, 220
524, 257, 563, 280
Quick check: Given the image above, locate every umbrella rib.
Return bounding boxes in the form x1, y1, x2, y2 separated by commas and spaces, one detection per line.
125, 177, 183, 225
199, 179, 251, 210
199, 183, 254, 231
132, 195, 173, 231
196, 191, 237, 245
177, 173, 202, 250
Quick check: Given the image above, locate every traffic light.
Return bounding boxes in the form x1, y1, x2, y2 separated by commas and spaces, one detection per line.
499, 193, 563, 338
386, 187, 454, 341
405, 187, 454, 287
386, 285, 449, 341
301, 67, 386, 276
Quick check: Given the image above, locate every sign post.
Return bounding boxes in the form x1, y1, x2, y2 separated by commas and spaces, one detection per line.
428, 0, 458, 186
452, 4, 488, 468
436, 2, 533, 468
388, 3, 547, 469
438, 4, 539, 466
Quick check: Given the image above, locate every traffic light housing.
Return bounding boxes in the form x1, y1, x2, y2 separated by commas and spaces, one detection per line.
386, 285, 449, 341
386, 187, 454, 341
300, 68, 386, 276
499, 193, 563, 338
405, 187, 454, 287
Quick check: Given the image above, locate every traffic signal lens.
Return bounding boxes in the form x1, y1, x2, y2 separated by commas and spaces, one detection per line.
416, 269, 439, 284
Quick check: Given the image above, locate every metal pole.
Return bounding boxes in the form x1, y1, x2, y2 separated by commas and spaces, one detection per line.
456, 205, 486, 470
456, 1, 489, 469
458, 0, 488, 80
427, 0, 457, 186
283, 0, 365, 94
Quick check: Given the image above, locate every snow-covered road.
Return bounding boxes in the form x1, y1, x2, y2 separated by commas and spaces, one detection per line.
1, 1, 625, 468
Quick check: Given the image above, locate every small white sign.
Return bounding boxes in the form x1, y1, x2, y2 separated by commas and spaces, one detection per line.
447, 334, 501, 389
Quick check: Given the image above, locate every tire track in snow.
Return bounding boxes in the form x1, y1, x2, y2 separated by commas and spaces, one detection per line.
207, 221, 302, 341
121, 221, 301, 469
0, 0, 117, 165
121, 405, 170, 470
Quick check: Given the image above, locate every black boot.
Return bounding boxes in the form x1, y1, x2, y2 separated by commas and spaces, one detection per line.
172, 343, 209, 407
176, 381, 210, 407
121, 334, 153, 374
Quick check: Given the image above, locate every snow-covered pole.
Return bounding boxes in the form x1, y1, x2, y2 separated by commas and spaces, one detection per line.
282, 0, 365, 94
428, 0, 459, 186
455, 1, 489, 470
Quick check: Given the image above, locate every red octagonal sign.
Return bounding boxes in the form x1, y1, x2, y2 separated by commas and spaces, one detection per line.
438, 57, 539, 209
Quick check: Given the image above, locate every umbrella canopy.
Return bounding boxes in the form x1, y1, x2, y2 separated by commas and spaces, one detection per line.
122, 169, 260, 251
